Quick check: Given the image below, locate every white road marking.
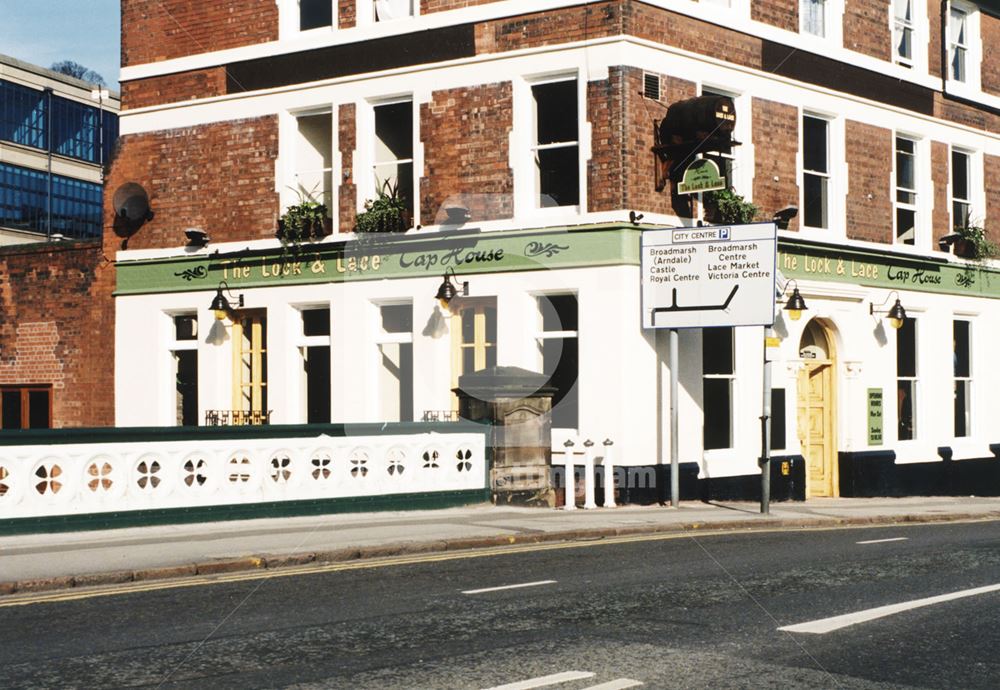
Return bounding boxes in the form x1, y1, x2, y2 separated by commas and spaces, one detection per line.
583, 679, 644, 690
482, 670, 595, 689
462, 580, 557, 595
779, 583, 1000, 634
856, 537, 909, 545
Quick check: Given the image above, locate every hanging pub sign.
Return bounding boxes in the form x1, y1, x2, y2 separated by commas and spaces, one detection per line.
652, 95, 740, 192
677, 158, 725, 195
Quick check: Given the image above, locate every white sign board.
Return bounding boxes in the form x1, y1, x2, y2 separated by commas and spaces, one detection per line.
641, 223, 777, 329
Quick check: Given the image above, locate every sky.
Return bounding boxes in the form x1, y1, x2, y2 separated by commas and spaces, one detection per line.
1, 0, 121, 88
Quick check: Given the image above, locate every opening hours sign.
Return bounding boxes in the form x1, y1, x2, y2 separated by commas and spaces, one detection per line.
641, 223, 778, 329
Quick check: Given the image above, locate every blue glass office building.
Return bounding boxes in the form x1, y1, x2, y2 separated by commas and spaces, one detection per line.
0, 56, 119, 242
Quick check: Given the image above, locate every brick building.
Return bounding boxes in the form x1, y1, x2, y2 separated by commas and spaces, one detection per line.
0, 55, 119, 430
41, 1, 1000, 498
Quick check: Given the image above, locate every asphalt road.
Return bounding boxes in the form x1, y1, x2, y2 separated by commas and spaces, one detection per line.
1, 521, 999, 689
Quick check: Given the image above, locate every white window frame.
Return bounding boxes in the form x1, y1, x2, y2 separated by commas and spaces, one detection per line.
950, 147, 973, 230
953, 318, 972, 438
947, 2, 982, 95
371, 0, 416, 23
295, 304, 332, 424
896, 317, 918, 442
167, 311, 199, 427
801, 113, 831, 231
512, 71, 590, 221
534, 292, 579, 431
278, 0, 335, 39
893, 134, 925, 248
892, 0, 915, 67
373, 300, 414, 423
360, 95, 418, 225
277, 107, 336, 221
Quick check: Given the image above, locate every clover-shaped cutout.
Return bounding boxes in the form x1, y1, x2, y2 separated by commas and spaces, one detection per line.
456, 448, 473, 472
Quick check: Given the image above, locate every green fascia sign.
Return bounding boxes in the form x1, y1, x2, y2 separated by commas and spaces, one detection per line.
115, 224, 643, 295
677, 159, 725, 195
115, 225, 1000, 302
778, 239, 1000, 299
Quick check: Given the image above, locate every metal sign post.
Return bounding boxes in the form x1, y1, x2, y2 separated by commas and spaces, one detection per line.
641, 223, 778, 512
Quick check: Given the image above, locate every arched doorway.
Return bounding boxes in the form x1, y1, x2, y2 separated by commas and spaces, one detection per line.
796, 319, 838, 497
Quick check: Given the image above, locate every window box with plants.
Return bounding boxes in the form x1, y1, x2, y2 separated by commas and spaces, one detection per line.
355, 180, 411, 234
951, 223, 999, 261
277, 198, 332, 243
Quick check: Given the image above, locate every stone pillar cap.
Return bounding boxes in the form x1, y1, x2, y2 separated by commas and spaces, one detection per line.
454, 366, 557, 398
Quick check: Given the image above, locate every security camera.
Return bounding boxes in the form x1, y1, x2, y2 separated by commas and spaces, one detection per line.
185, 228, 210, 247
772, 205, 798, 229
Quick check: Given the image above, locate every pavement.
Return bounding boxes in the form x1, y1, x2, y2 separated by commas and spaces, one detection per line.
1, 495, 999, 596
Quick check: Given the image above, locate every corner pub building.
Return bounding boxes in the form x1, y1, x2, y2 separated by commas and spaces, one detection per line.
9, 0, 1000, 504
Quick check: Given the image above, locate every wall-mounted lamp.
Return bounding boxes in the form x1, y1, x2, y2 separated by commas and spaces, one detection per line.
772, 205, 798, 230
782, 280, 808, 321
185, 228, 210, 247
435, 267, 468, 309
209, 281, 244, 321
870, 292, 907, 330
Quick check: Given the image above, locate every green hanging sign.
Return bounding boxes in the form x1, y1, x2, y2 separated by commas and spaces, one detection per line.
677, 158, 726, 195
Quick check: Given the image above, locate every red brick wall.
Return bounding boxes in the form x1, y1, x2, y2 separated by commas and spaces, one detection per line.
629, 4, 761, 69
983, 12, 1000, 97
340, 0, 357, 28
845, 120, 892, 243
752, 0, 797, 32
843, 0, 891, 61
475, 1, 622, 54
927, 0, 942, 77
122, 68, 228, 110
338, 104, 358, 231
753, 98, 800, 231
986, 154, 1000, 249
420, 83, 514, 225
0, 243, 114, 427
930, 141, 950, 237
121, 0, 277, 67
587, 69, 625, 214
423, 0, 499, 13
104, 117, 280, 250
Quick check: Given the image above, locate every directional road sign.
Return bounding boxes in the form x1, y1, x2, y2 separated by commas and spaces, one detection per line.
641, 222, 777, 329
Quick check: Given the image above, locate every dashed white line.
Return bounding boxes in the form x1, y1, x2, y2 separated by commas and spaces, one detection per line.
482, 670, 595, 689
856, 537, 909, 545
462, 580, 557, 595
779, 583, 1000, 634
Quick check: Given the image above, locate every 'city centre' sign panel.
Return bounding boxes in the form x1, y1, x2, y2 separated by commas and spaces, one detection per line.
641, 223, 777, 329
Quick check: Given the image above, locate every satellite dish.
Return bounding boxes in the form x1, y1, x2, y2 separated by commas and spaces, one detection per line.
112, 182, 154, 238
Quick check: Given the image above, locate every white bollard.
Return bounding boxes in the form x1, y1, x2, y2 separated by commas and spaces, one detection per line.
562, 438, 576, 510
583, 439, 597, 509
602, 439, 617, 508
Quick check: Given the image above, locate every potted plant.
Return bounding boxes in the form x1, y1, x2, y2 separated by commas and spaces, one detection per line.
277, 193, 331, 243
953, 222, 999, 261
703, 188, 759, 225
355, 180, 410, 233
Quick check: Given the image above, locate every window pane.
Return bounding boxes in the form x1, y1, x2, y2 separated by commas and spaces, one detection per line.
374, 102, 413, 162
954, 320, 970, 378
2, 391, 22, 429
896, 139, 915, 189
896, 318, 916, 377
703, 328, 733, 375
537, 146, 579, 207
484, 307, 497, 343
803, 117, 828, 173
174, 315, 197, 341
28, 390, 50, 428
897, 380, 915, 440
896, 207, 915, 244
770, 388, 786, 451
300, 0, 332, 30
303, 308, 330, 336
533, 80, 577, 145
803, 173, 828, 228
380, 304, 412, 334
703, 378, 732, 450
175, 351, 198, 426
954, 380, 970, 438
544, 337, 579, 429
306, 345, 331, 423
802, 0, 826, 36
951, 151, 969, 200
540, 294, 578, 332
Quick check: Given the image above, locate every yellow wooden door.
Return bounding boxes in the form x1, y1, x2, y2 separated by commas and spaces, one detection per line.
231, 310, 268, 424
450, 300, 497, 410
797, 362, 836, 497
